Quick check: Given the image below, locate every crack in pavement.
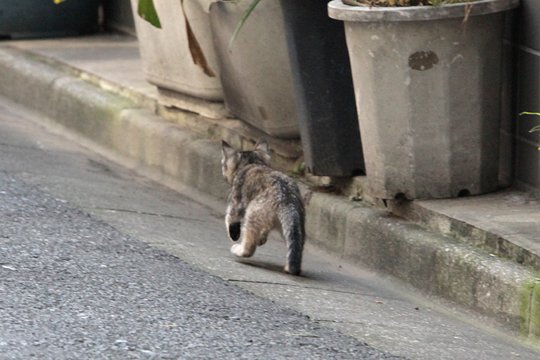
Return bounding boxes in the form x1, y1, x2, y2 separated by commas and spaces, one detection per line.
86, 206, 210, 222
315, 319, 369, 326
0, 141, 44, 151
226, 278, 400, 300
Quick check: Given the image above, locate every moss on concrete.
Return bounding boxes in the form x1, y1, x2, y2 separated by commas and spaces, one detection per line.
521, 277, 540, 339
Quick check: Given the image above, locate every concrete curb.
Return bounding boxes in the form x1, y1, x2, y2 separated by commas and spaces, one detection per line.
305, 192, 537, 332
1, 46, 539, 339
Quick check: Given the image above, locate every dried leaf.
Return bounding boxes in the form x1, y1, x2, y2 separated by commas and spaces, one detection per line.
181, 0, 216, 77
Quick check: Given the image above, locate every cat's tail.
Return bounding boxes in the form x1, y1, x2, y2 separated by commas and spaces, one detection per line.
279, 204, 305, 276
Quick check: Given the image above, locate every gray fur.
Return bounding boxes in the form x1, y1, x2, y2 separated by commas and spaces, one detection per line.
221, 139, 305, 275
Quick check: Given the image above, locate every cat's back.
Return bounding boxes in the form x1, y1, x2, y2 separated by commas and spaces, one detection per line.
234, 163, 276, 196
236, 164, 302, 207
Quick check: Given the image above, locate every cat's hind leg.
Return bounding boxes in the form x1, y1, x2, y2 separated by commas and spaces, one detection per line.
230, 204, 272, 257
225, 203, 244, 242
228, 222, 241, 241
230, 226, 258, 257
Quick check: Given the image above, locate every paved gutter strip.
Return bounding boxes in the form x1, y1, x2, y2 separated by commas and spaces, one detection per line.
306, 192, 534, 330
13, 46, 159, 112
0, 46, 539, 339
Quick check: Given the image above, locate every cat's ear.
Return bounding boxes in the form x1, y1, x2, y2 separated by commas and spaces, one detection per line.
254, 138, 271, 164
222, 141, 236, 160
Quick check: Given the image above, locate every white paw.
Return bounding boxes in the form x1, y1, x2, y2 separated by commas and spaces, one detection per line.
231, 243, 245, 257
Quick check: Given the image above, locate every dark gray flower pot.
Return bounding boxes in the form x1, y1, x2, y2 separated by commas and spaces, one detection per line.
329, 0, 519, 199
280, 0, 364, 177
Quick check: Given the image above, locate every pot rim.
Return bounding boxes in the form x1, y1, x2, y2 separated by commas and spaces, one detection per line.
328, 0, 519, 22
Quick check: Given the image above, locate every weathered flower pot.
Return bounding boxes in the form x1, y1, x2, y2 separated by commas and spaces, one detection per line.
131, 0, 223, 102
0, 0, 100, 39
209, 0, 299, 139
280, 0, 364, 176
329, 0, 519, 199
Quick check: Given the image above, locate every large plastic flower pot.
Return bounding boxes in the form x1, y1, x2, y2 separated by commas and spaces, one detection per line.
329, 0, 519, 199
209, 0, 299, 139
131, 0, 223, 101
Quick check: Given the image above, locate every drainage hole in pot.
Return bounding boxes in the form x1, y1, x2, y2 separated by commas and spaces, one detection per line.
394, 192, 408, 202
457, 189, 471, 197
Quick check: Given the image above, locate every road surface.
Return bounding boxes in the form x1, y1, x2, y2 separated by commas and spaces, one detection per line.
0, 95, 537, 359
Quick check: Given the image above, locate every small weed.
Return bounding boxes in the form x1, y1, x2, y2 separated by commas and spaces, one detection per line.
290, 162, 306, 177
519, 112, 540, 150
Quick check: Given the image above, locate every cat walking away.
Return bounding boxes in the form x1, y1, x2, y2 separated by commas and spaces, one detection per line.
221, 139, 305, 275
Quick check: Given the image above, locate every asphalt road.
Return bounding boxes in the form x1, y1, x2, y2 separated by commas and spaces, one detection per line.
1, 94, 538, 360
0, 113, 399, 358
0, 171, 402, 359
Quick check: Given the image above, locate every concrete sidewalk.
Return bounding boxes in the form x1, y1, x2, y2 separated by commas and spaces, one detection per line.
0, 34, 539, 343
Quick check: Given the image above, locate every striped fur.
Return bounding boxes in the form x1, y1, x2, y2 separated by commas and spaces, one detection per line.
221, 139, 305, 275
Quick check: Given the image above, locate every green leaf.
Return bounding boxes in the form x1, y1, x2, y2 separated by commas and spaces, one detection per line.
519, 112, 540, 117
529, 125, 540, 133
228, 0, 262, 51
138, 0, 162, 29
